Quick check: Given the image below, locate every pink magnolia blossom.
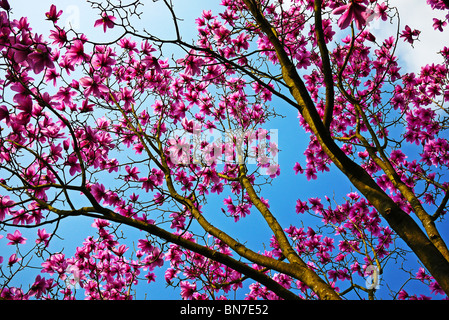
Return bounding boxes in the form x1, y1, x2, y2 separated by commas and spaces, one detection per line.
65, 155, 82, 176
94, 12, 116, 32
27, 44, 55, 74
0, 0, 10, 11
124, 165, 140, 181
36, 229, 51, 247
400, 25, 421, 44
8, 253, 19, 266
142, 55, 163, 73
427, 0, 449, 10
137, 239, 154, 253
91, 51, 117, 77
6, 230, 26, 245
178, 52, 204, 76
293, 162, 304, 175
91, 183, 107, 202
433, 18, 447, 31
0, 195, 14, 220
65, 40, 90, 65
29, 275, 52, 298
45, 4, 62, 23
49, 27, 68, 47
79, 75, 109, 98
332, 0, 373, 30
0, 104, 10, 125
374, 2, 388, 21
180, 281, 196, 300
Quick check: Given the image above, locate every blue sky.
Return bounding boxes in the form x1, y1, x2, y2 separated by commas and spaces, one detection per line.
1, 0, 448, 300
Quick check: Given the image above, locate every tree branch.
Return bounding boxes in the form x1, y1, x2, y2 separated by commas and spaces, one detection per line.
39, 202, 302, 300
433, 191, 449, 221
313, 0, 334, 130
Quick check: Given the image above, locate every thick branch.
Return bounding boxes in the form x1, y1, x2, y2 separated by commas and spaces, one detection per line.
238, 164, 340, 300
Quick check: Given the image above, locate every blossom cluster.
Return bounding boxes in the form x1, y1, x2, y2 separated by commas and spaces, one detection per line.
0, 0, 448, 300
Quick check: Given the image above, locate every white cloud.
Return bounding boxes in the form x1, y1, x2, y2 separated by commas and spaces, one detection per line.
279, 0, 448, 73
368, 0, 449, 73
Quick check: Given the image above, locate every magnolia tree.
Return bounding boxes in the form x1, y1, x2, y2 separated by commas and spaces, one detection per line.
0, 0, 449, 300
